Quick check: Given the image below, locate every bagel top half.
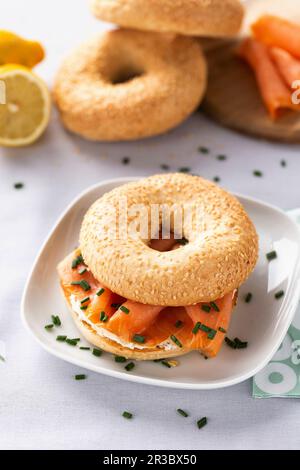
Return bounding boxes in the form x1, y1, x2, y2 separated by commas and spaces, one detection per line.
90, 0, 244, 37
79, 173, 258, 306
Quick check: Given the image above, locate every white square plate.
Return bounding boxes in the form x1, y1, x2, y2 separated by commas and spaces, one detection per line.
21, 177, 300, 390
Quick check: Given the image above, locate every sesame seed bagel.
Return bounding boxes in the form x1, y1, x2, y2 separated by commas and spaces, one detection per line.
80, 174, 258, 306
90, 0, 244, 37
53, 29, 206, 141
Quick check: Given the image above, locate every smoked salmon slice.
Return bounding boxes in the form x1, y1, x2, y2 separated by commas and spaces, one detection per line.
270, 47, 300, 89
58, 250, 235, 357
238, 38, 298, 119
252, 15, 300, 60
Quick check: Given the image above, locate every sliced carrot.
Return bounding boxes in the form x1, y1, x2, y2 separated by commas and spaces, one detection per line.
252, 15, 300, 59
238, 38, 298, 119
270, 47, 300, 89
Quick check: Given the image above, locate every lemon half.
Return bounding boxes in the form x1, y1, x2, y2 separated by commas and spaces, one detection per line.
0, 65, 50, 147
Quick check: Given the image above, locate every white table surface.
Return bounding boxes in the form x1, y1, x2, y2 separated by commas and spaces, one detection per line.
1, 0, 300, 451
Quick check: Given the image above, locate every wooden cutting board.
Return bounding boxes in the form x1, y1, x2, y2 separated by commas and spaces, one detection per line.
202, 40, 300, 143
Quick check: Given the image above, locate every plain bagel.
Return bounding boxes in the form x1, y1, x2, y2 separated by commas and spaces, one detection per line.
90, 0, 244, 37
80, 173, 259, 306
53, 29, 207, 141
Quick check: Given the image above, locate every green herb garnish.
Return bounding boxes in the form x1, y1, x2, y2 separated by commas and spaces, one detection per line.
111, 303, 121, 309
178, 167, 191, 173
177, 409, 189, 418
81, 297, 90, 304
132, 334, 145, 344
75, 374, 86, 380
71, 254, 84, 269
201, 305, 211, 313
161, 360, 172, 368
80, 347, 90, 350
197, 417, 207, 429
100, 311, 108, 322
80, 305, 88, 310
44, 324, 54, 330
170, 335, 182, 348
78, 267, 87, 275
199, 324, 211, 333
125, 362, 135, 372
253, 170, 263, 177
122, 411, 133, 419
198, 146, 209, 154
14, 182, 24, 189
275, 290, 284, 299
56, 335, 67, 342
210, 302, 220, 312
217, 154, 227, 161
71, 280, 91, 291
92, 348, 102, 357
115, 356, 127, 363
207, 329, 217, 340
120, 305, 130, 314
51, 315, 61, 326
192, 322, 201, 335
213, 176, 220, 183
234, 337, 248, 349
96, 288, 105, 296
66, 338, 80, 346
266, 250, 277, 261
218, 327, 227, 333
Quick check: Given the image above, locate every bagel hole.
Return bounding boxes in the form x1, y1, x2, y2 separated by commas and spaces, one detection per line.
110, 65, 144, 85
149, 230, 189, 252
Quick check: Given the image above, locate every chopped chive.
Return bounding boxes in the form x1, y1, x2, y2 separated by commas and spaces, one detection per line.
96, 288, 105, 296
175, 320, 183, 328
92, 348, 102, 357
14, 182, 24, 189
78, 267, 87, 275
160, 164, 170, 171
122, 411, 133, 419
44, 324, 54, 330
244, 292, 252, 303
192, 322, 201, 335
201, 304, 211, 313
71, 280, 91, 291
56, 335, 67, 342
177, 409, 189, 418
120, 305, 130, 314
115, 356, 127, 363
218, 327, 227, 334
198, 146, 209, 154
197, 417, 207, 429
71, 254, 84, 269
132, 334, 145, 344
75, 374, 86, 380
122, 157, 130, 165
51, 315, 61, 326
125, 362, 135, 372
266, 250, 277, 261
170, 335, 182, 348
213, 176, 220, 183
217, 154, 227, 161
225, 337, 237, 349
80, 305, 88, 310
100, 311, 108, 322
210, 301, 220, 312
234, 337, 248, 349
253, 170, 263, 177
80, 347, 90, 350
178, 167, 191, 173
177, 237, 188, 246
275, 290, 284, 299
207, 329, 217, 340
111, 303, 121, 309
66, 338, 80, 346
81, 296, 90, 304
161, 360, 172, 368
199, 324, 211, 333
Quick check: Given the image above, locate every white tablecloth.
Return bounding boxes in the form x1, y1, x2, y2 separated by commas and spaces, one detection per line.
1, 0, 300, 450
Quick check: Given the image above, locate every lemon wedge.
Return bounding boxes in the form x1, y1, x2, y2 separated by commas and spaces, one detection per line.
0, 65, 50, 147
0, 30, 45, 68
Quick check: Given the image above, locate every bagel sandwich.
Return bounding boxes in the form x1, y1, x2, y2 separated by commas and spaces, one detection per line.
57, 174, 258, 360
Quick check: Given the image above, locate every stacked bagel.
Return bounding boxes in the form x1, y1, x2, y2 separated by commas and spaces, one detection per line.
54, 0, 244, 141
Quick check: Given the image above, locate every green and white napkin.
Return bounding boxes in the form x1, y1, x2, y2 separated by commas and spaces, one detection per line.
253, 209, 300, 398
